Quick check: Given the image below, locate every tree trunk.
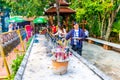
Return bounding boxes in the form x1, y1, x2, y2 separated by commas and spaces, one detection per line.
103, 18, 107, 38
105, 4, 120, 41
119, 32, 120, 41
105, 16, 112, 41
101, 17, 105, 38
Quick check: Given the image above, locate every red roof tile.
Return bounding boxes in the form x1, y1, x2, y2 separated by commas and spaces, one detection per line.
45, 7, 75, 14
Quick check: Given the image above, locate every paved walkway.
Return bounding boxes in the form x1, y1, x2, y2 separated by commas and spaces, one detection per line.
21, 35, 103, 80
82, 42, 120, 80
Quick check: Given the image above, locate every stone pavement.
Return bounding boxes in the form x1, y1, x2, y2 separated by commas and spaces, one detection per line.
16, 34, 106, 80
82, 41, 120, 80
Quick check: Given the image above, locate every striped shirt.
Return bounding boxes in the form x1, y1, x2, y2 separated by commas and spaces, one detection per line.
74, 30, 79, 45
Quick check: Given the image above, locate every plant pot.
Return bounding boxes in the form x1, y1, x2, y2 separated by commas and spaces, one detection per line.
52, 60, 68, 75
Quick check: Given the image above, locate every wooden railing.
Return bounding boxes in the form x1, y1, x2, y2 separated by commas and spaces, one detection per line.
0, 29, 27, 79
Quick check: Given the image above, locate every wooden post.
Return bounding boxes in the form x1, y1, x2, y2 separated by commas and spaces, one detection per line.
103, 45, 111, 50
0, 45, 10, 78
88, 40, 94, 44
17, 29, 25, 52
56, 0, 60, 27
65, 15, 69, 32
80, 20, 87, 31
48, 15, 53, 25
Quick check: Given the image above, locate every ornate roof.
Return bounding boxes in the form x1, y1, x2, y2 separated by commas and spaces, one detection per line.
45, 6, 75, 15
45, 0, 75, 15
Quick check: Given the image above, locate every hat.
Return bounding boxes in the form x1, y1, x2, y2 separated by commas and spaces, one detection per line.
73, 21, 78, 25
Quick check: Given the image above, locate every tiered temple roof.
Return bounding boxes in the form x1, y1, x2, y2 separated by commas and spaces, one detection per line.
45, 0, 75, 15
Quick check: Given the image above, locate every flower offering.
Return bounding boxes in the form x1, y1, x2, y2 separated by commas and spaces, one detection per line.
51, 46, 72, 62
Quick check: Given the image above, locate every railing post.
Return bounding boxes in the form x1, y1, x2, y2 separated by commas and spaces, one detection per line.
17, 29, 25, 52
0, 44, 10, 78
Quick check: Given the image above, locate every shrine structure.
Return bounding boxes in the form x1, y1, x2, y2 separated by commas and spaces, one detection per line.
45, 0, 75, 31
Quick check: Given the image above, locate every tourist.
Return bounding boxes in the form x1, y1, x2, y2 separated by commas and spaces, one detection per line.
8, 23, 13, 32
51, 24, 57, 34
84, 28, 89, 38
66, 22, 85, 56
54, 25, 66, 40
25, 25, 32, 41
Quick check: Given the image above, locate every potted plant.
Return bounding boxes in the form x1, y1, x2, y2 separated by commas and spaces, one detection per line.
51, 46, 72, 75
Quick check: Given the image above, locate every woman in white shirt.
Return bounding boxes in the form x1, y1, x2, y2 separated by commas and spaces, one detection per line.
54, 26, 67, 39
8, 23, 13, 32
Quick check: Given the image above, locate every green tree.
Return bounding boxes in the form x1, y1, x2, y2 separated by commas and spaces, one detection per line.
70, 0, 120, 41
0, 0, 10, 12
104, 0, 120, 41
3, 0, 52, 17
112, 20, 120, 41
2, 0, 120, 41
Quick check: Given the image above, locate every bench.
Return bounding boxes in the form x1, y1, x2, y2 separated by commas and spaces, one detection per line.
86, 37, 120, 50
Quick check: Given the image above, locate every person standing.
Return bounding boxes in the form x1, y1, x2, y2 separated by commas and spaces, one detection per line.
8, 23, 13, 32
51, 24, 57, 34
54, 26, 66, 39
84, 28, 89, 38
25, 25, 32, 41
66, 22, 85, 56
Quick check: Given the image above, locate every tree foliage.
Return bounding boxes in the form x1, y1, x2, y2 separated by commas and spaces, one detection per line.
70, 0, 120, 41
2, 0, 53, 17
0, 0, 10, 11
113, 20, 120, 33
1, 0, 120, 41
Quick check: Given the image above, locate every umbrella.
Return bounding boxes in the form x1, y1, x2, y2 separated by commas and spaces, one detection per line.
33, 17, 47, 24
7, 16, 25, 23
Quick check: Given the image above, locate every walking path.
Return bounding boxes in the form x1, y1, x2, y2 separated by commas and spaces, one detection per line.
82, 42, 120, 80
18, 35, 104, 80
15, 34, 120, 80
